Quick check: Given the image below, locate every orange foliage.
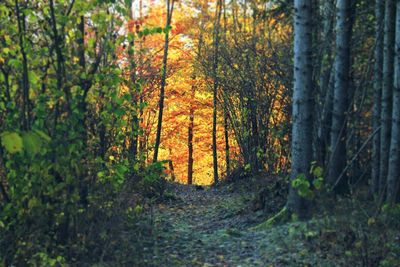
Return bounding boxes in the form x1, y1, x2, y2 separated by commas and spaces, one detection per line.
119, 0, 238, 185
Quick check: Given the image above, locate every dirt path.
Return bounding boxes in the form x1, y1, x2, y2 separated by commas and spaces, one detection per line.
142, 183, 277, 267
137, 183, 386, 267
138, 183, 350, 267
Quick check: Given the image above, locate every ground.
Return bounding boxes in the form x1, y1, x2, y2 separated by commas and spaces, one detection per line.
139, 182, 354, 267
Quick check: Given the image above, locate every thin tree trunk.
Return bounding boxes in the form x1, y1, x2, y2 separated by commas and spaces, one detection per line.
317, 0, 335, 166
49, 0, 70, 112
379, 0, 396, 195
138, 0, 146, 165
386, 1, 400, 204
187, 81, 195, 185
224, 106, 230, 176
327, 0, 352, 193
212, 0, 222, 184
371, 0, 385, 196
0, 147, 10, 203
222, 0, 230, 177
15, 0, 30, 130
286, 0, 313, 219
153, 0, 175, 163
128, 7, 138, 161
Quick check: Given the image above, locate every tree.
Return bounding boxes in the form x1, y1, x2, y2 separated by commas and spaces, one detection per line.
153, 0, 175, 163
379, 0, 396, 196
127, 1, 139, 161
327, 0, 353, 193
187, 77, 195, 185
371, 0, 385, 196
386, 0, 400, 204
286, 0, 313, 218
212, 0, 223, 184
315, 0, 335, 166
15, 0, 31, 130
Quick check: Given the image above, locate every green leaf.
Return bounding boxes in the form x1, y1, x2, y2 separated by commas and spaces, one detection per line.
244, 163, 251, 171
313, 177, 323, 190
312, 166, 323, 178
28, 197, 40, 209
114, 108, 126, 117
22, 132, 42, 156
155, 27, 163, 34
1, 132, 23, 154
116, 164, 128, 178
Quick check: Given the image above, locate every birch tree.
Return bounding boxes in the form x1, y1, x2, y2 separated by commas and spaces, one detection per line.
286, 0, 313, 218
386, 0, 400, 204
379, 0, 396, 194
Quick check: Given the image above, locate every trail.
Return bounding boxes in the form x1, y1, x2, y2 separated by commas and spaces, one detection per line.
144, 183, 274, 267
140, 183, 352, 267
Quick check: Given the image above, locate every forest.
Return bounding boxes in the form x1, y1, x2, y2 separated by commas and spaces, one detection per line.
0, 0, 400, 266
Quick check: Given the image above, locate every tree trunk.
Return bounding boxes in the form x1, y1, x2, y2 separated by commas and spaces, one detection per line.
371, 0, 385, 196
286, 0, 313, 219
187, 82, 195, 185
379, 0, 396, 195
224, 106, 230, 176
168, 160, 176, 181
128, 9, 138, 161
327, 0, 352, 193
316, 0, 335, 166
153, 0, 175, 163
212, 0, 223, 184
15, 0, 30, 130
386, 1, 400, 204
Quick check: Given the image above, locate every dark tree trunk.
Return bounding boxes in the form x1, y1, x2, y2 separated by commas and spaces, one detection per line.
212, 0, 223, 184
187, 83, 195, 185
224, 107, 230, 176
153, 0, 175, 163
15, 0, 30, 130
328, 0, 353, 193
371, 0, 385, 196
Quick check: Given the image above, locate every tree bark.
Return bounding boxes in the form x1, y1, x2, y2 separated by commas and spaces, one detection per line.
212, 0, 223, 184
379, 0, 396, 195
128, 8, 138, 161
316, 0, 335, 166
15, 0, 30, 130
153, 0, 175, 163
327, 0, 352, 193
224, 106, 230, 176
187, 81, 195, 185
371, 0, 385, 196
386, 1, 400, 204
286, 0, 313, 219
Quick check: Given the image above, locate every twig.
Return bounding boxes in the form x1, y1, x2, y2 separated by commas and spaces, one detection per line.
333, 126, 382, 190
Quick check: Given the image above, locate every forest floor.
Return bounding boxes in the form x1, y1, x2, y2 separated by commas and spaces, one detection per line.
139, 181, 362, 267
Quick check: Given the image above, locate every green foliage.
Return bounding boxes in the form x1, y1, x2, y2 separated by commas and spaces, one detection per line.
292, 164, 324, 199
1, 132, 23, 154
0, 0, 156, 265
292, 174, 314, 199
137, 26, 168, 38
1, 130, 50, 156
140, 161, 168, 199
